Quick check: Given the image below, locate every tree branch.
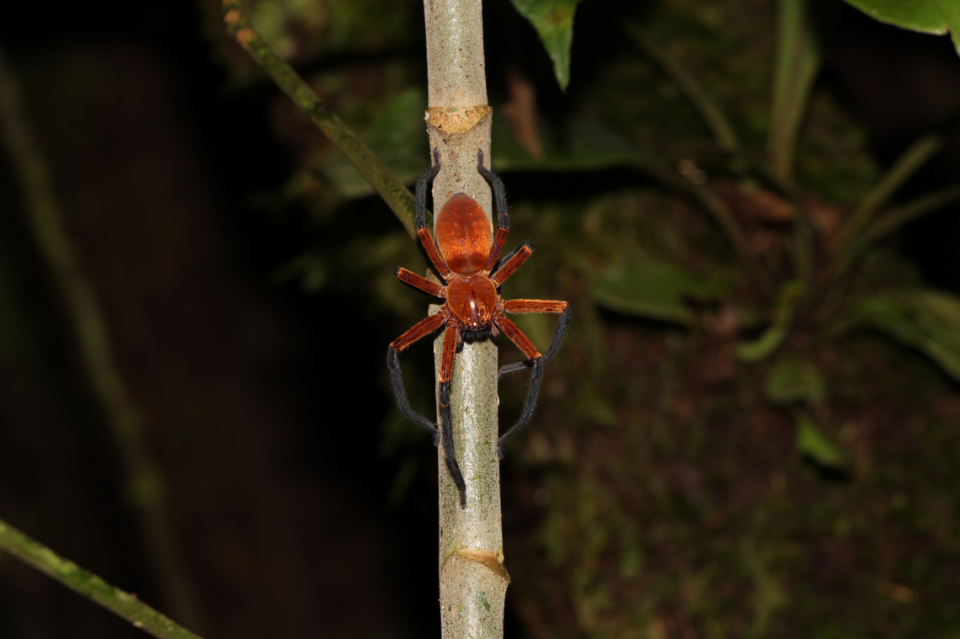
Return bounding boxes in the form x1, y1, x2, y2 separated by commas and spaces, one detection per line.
0, 517, 204, 639
423, 1, 508, 638
221, 0, 419, 237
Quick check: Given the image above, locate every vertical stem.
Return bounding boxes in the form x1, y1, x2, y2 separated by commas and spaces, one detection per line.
423, 1, 509, 638
432, 335, 508, 639
768, 0, 821, 184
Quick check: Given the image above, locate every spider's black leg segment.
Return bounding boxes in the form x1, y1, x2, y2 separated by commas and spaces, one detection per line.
494, 315, 548, 458
438, 381, 466, 508
537, 304, 572, 362
387, 312, 447, 441
438, 322, 467, 508
497, 358, 545, 458
415, 147, 442, 230
388, 349, 439, 440
415, 149, 453, 280
497, 361, 533, 378
477, 149, 508, 228
498, 301, 571, 379
477, 150, 511, 273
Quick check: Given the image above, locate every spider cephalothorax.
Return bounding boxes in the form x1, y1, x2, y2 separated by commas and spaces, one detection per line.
387, 149, 571, 508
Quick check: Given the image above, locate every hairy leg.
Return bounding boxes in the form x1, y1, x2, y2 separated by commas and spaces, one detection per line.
494, 315, 545, 458
477, 150, 511, 273
438, 322, 467, 508
498, 302, 571, 377
387, 312, 446, 438
415, 148, 452, 279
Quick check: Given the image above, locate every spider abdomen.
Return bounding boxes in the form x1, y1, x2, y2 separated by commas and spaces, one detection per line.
446, 275, 498, 330
436, 193, 493, 275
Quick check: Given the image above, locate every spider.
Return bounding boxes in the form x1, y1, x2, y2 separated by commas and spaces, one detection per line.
387, 148, 571, 508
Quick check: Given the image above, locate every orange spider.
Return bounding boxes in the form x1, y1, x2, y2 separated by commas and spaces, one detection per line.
387, 149, 570, 508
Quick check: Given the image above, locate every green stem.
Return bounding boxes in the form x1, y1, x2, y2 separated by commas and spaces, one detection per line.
834, 134, 943, 253
222, 0, 418, 236
819, 134, 944, 292
768, 0, 822, 184
0, 518, 204, 639
866, 183, 960, 242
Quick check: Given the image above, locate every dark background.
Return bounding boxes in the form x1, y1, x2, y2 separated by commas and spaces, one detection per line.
1, 0, 960, 637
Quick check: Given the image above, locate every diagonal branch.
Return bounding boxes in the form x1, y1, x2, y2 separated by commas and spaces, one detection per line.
221, 0, 418, 236
866, 183, 960, 242
833, 134, 943, 254
0, 517, 204, 639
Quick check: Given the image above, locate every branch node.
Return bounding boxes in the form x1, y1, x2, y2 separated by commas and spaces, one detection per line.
452, 548, 511, 582
426, 106, 493, 134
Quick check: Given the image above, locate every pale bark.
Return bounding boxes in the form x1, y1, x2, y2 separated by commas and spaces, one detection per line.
424, 1, 509, 637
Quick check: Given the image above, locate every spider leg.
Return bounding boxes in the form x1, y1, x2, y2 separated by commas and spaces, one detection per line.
491, 242, 533, 286
438, 321, 468, 508
415, 148, 441, 229
394, 267, 444, 297
477, 150, 511, 273
416, 148, 452, 280
387, 312, 447, 439
498, 300, 571, 378
494, 315, 549, 459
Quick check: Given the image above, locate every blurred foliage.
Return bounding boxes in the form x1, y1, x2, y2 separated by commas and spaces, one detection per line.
251, 0, 422, 59
210, 0, 960, 636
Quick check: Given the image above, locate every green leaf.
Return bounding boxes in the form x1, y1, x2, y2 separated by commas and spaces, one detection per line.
844, 290, 960, 382
794, 410, 847, 470
765, 357, 826, 406
842, 0, 960, 55
510, 0, 583, 91
591, 257, 733, 326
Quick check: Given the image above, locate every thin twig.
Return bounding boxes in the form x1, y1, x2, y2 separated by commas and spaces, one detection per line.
0, 517, 204, 639
866, 183, 960, 242
832, 134, 943, 254
0, 43, 203, 631
221, 0, 418, 237
817, 182, 960, 297
817, 134, 944, 293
